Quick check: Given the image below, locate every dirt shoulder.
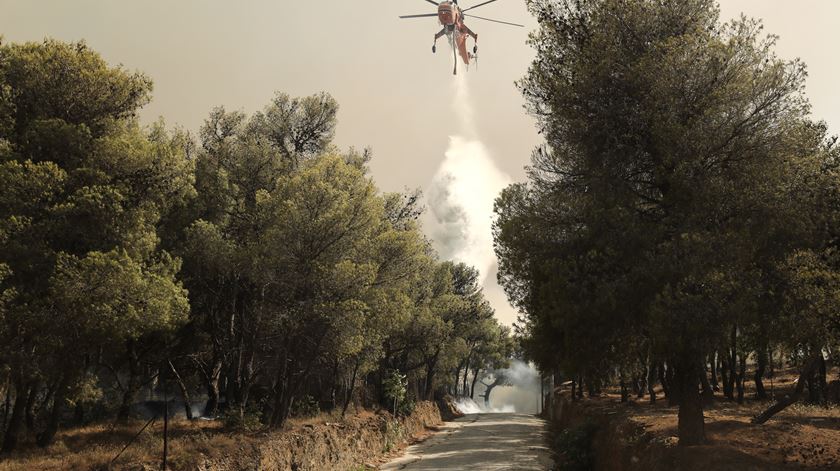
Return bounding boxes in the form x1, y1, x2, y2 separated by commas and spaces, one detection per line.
0, 401, 447, 471
549, 386, 840, 470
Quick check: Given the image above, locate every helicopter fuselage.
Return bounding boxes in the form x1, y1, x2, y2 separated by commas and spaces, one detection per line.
436, 1, 475, 66
400, 0, 524, 74
437, 1, 461, 27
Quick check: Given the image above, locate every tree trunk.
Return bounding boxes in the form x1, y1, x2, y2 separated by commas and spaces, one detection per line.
73, 402, 85, 425
754, 349, 768, 400
481, 377, 502, 408
637, 357, 648, 399
168, 361, 193, 421
726, 326, 737, 400
676, 363, 706, 446
2, 376, 11, 432
699, 362, 714, 406
269, 373, 295, 428
658, 362, 669, 399
470, 367, 481, 399
117, 340, 140, 422
1, 376, 27, 453
423, 352, 439, 401
461, 354, 472, 396
586, 371, 597, 398
619, 370, 629, 403
341, 361, 360, 418
721, 353, 733, 399
753, 354, 822, 424
647, 360, 657, 404
817, 355, 827, 404
202, 356, 223, 418
709, 352, 719, 391
268, 348, 298, 428
666, 363, 680, 406
736, 354, 746, 404
24, 384, 37, 431
36, 377, 67, 448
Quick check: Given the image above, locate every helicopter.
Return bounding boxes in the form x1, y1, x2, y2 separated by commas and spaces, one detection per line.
399, 0, 524, 75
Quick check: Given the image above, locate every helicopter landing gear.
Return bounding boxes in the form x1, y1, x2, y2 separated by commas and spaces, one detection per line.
473, 45, 477, 53
433, 28, 445, 56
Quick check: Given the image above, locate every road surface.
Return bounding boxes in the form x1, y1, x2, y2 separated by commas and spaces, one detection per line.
380, 413, 552, 470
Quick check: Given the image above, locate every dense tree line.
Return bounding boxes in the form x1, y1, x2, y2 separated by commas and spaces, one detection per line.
495, 0, 840, 445
0, 38, 511, 453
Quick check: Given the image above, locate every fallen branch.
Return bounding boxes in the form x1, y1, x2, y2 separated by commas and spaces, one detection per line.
752, 354, 821, 425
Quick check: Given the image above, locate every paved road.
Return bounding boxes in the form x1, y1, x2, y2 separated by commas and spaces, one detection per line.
380, 413, 552, 470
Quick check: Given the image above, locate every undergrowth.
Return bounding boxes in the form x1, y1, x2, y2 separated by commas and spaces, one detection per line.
549, 421, 598, 471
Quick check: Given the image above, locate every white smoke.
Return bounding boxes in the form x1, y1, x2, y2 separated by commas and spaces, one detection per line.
454, 360, 542, 414
453, 396, 514, 414
427, 74, 511, 285
425, 78, 543, 415
483, 360, 541, 414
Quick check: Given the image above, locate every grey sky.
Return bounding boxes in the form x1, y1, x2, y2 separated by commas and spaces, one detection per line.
2, 0, 838, 325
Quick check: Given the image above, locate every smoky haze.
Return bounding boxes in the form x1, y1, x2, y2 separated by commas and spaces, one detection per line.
482, 360, 541, 414
2, 0, 838, 325
453, 360, 541, 414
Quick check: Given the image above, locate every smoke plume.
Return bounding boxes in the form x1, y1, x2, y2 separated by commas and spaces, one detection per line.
428, 77, 541, 416
453, 360, 542, 415
427, 75, 511, 285
483, 360, 541, 414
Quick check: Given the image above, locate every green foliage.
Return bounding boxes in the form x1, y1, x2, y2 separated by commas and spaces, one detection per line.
1, 39, 151, 139
50, 249, 189, 342
223, 409, 264, 432
383, 370, 407, 414
498, 0, 840, 443
291, 395, 321, 418
550, 422, 598, 471
397, 399, 416, 417
0, 37, 516, 451
0, 38, 193, 448
382, 419, 406, 453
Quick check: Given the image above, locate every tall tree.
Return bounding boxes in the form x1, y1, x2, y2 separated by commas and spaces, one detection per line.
498, 0, 830, 445
0, 39, 192, 449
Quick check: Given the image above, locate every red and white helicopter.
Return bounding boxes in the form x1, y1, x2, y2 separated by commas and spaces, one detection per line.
400, 0, 523, 75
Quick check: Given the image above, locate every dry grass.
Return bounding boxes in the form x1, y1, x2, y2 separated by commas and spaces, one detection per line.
0, 418, 230, 471
0, 405, 394, 471
576, 367, 840, 469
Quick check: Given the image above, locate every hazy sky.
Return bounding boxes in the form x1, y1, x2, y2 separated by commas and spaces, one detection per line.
2, 1, 839, 326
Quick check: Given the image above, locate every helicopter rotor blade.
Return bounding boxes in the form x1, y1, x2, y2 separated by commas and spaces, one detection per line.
462, 0, 498, 12
463, 14, 524, 27
425, 0, 440, 5
399, 13, 439, 19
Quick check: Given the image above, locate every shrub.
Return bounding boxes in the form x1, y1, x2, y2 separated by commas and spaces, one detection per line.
383, 370, 407, 415
397, 399, 416, 417
550, 421, 598, 471
291, 394, 320, 418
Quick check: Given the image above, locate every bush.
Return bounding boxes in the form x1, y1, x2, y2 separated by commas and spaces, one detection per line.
383, 370, 407, 415
291, 394, 320, 418
550, 422, 598, 471
225, 411, 263, 431
397, 399, 416, 417
223, 409, 263, 431
383, 419, 405, 453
